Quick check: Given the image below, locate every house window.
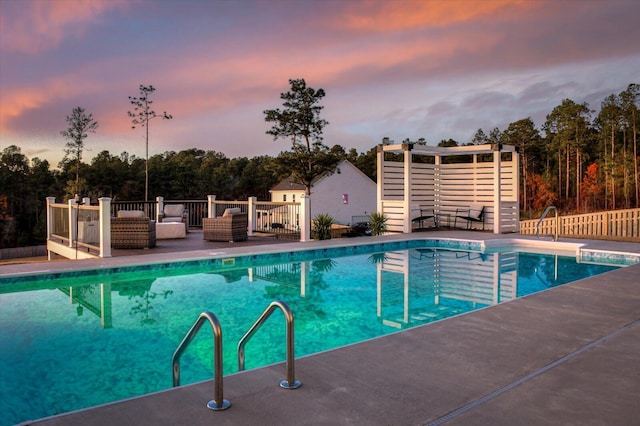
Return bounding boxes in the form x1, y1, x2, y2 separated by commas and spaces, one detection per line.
292, 194, 296, 202
283, 194, 287, 202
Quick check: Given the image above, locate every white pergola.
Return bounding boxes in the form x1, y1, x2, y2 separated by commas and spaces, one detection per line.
376, 143, 519, 234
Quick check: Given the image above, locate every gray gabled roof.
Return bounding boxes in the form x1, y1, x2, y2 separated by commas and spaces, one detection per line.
270, 175, 307, 191
270, 159, 363, 192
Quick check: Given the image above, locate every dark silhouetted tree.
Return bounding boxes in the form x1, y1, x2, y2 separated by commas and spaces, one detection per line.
60, 106, 98, 193
264, 78, 339, 195
128, 85, 172, 201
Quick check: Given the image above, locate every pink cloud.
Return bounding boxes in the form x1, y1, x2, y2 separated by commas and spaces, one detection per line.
1, 0, 638, 168
337, 0, 536, 32
0, 0, 126, 53
0, 73, 101, 133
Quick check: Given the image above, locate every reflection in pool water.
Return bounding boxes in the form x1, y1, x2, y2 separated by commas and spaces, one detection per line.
0, 245, 621, 425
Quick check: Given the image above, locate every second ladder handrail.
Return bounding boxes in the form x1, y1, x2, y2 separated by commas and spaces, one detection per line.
172, 311, 231, 411
238, 300, 301, 389
535, 205, 559, 241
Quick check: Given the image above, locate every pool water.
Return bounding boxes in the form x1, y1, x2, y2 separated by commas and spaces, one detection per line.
0, 244, 622, 425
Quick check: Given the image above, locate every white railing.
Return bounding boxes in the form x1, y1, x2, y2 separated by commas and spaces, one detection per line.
46, 196, 112, 260
520, 208, 640, 241
45, 194, 314, 260
207, 195, 311, 242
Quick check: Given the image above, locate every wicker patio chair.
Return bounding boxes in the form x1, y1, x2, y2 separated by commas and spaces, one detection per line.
203, 209, 248, 242
158, 204, 188, 232
111, 210, 157, 249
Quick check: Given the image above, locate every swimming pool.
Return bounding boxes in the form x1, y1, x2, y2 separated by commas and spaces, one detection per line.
0, 239, 633, 425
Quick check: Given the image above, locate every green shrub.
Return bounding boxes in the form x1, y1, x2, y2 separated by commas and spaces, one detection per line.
312, 213, 334, 240
369, 212, 388, 236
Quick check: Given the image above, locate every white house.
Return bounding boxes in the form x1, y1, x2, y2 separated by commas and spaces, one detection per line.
270, 160, 376, 225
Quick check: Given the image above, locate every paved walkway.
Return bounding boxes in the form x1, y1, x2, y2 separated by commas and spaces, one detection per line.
5, 232, 639, 425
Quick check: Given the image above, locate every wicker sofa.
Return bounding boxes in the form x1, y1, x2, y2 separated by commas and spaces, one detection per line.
203, 208, 248, 242
111, 210, 157, 249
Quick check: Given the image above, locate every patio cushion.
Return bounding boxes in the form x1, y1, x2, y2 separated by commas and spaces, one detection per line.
163, 204, 185, 217
222, 207, 242, 217
469, 204, 483, 220
117, 210, 145, 218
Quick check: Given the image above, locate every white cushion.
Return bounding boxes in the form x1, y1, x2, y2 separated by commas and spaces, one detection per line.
156, 222, 186, 239
163, 217, 183, 223
117, 210, 144, 218
163, 205, 184, 216
222, 207, 241, 217
468, 204, 483, 220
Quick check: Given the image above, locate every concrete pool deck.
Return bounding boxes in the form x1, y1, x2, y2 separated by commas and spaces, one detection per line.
4, 231, 639, 425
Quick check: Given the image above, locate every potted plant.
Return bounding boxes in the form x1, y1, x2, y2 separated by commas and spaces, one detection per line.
369, 212, 388, 236
312, 213, 334, 240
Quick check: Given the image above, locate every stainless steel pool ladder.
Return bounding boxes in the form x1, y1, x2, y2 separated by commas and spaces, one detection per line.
238, 300, 301, 390
171, 300, 300, 413
172, 311, 231, 411
536, 205, 559, 241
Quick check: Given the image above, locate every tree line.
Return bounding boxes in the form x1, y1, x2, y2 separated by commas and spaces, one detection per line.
1, 83, 637, 248
0, 144, 378, 247
479, 83, 638, 218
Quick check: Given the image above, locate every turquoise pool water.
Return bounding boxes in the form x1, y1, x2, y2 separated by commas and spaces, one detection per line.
0, 241, 625, 425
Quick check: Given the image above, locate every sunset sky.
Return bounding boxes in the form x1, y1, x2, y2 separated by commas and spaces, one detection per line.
1, 0, 639, 168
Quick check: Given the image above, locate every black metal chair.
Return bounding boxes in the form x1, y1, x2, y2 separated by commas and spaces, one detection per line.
454, 205, 485, 230
412, 207, 436, 229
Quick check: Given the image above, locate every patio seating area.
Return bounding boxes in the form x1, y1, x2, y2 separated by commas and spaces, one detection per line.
203, 208, 248, 242
111, 210, 156, 249
158, 203, 188, 233
454, 204, 486, 230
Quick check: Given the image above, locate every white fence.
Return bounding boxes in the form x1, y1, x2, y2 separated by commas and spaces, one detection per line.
520, 208, 640, 241
46, 196, 112, 260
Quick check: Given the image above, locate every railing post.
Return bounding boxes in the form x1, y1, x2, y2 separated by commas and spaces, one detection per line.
69, 198, 78, 248
46, 196, 55, 241
156, 196, 164, 222
99, 197, 112, 258
299, 195, 311, 242
46, 197, 55, 260
248, 196, 256, 236
207, 195, 216, 218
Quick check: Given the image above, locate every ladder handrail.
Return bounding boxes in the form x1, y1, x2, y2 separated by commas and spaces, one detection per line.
535, 205, 559, 241
172, 311, 231, 411
238, 300, 301, 389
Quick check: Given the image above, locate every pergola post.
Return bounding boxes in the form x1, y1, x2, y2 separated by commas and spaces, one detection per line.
493, 144, 502, 234
434, 154, 441, 214
513, 151, 520, 232
403, 143, 412, 233
376, 146, 383, 214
